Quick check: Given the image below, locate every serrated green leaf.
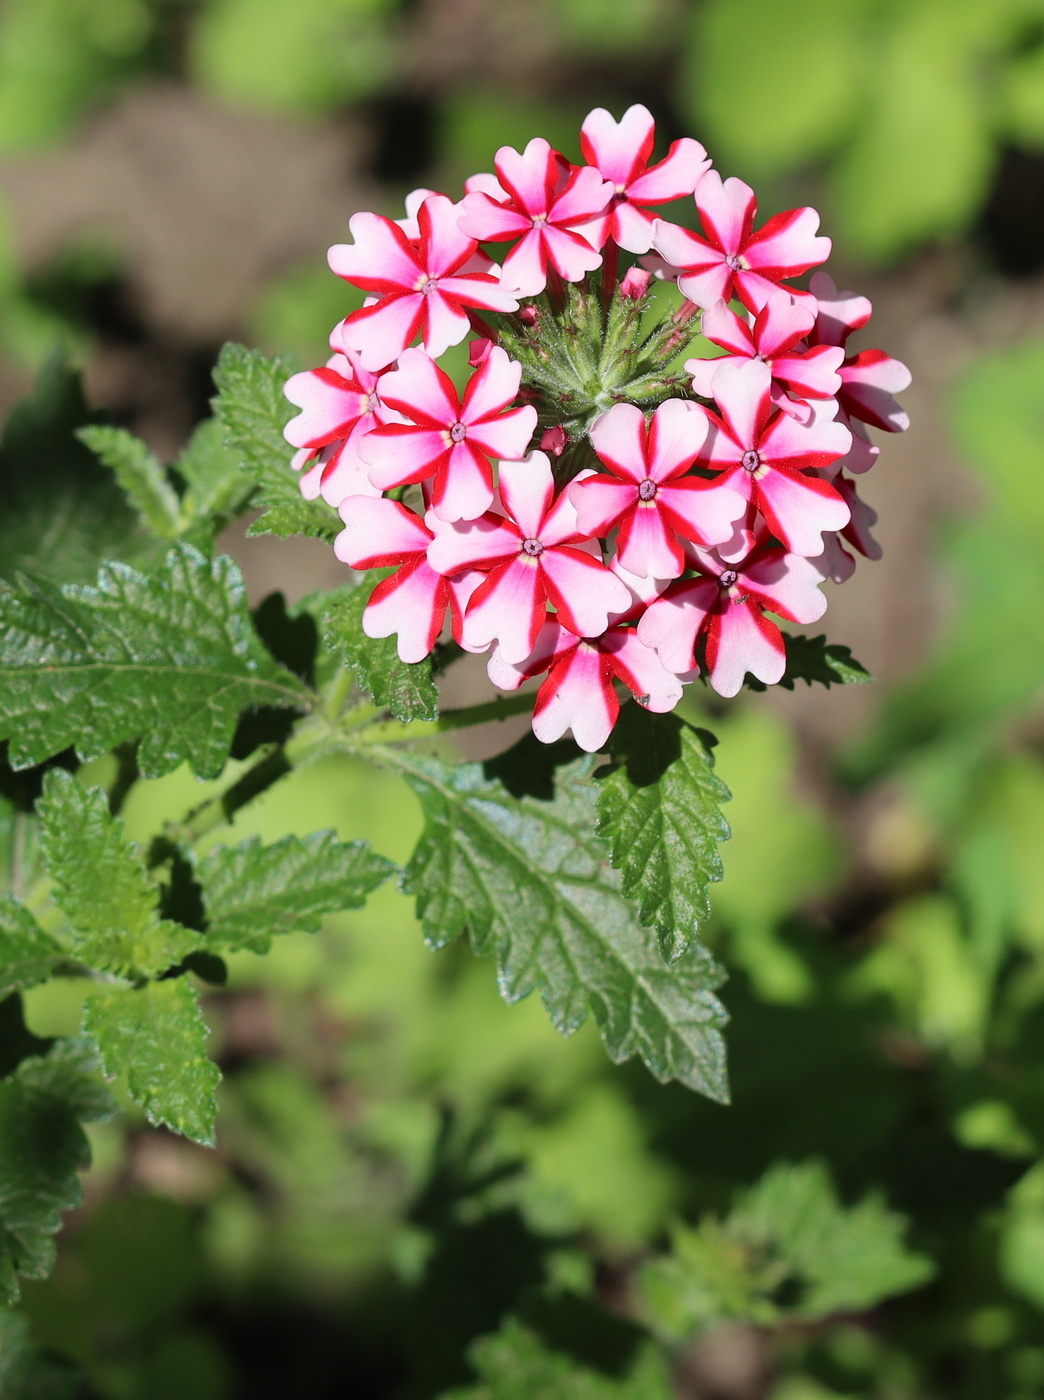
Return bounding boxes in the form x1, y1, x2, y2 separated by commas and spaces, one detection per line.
387, 746, 729, 1101
0, 543, 312, 779
0, 1037, 115, 1304
0, 895, 61, 997
777, 633, 872, 689
597, 708, 730, 963
0, 352, 159, 584
211, 342, 339, 541
197, 831, 396, 953
322, 576, 440, 722
75, 425, 182, 539
84, 979, 220, 1145
175, 415, 255, 532
38, 770, 201, 978
640, 1160, 933, 1339
441, 1313, 673, 1400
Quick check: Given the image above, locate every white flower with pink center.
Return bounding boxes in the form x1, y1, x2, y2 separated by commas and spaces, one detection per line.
334, 495, 480, 663
694, 359, 852, 558
359, 346, 537, 523
569, 399, 746, 579
329, 193, 520, 372
653, 171, 831, 313
578, 104, 711, 255
459, 138, 614, 297
427, 452, 631, 664
638, 540, 829, 697
685, 289, 845, 420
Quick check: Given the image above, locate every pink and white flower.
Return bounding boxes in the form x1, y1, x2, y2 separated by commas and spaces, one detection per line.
569, 399, 745, 578
459, 139, 614, 296
284, 350, 393, 506
427, 451, 631, 663
578, 104, 711, 255
694, 359, 852, 558
807, 272, 911, 472
637, 540, 828, 697
329, 193, 520, 371
334, 495, 479, 663
653, 172, 830, 312
685, 290, 844, 418
360, 346, 537, 523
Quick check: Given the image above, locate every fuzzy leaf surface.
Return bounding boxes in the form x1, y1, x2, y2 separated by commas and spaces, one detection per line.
84, 979, 220, 1145
598, 709, 730, 962
322, 577, 440, 722
212, 342, 338, 541
0, 544, 311, 779
0, 896, 62, 998
197, 831, 396, 953
0, 1038, 115, 1304
390, 747, 729, 1101
38, 771, 201, 977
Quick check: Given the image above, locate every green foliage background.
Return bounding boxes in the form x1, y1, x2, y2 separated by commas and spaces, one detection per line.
2, 2, 1044, 1398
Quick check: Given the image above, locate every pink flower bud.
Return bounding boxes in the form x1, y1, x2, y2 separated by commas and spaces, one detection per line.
468, 337, 493, 367
619, 267, 652, 300
540, 426, 569, 457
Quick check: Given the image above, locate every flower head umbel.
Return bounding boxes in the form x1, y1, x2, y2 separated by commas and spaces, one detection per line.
284, 103, 908, 751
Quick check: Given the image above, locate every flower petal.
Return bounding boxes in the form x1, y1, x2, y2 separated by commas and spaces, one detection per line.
540, 547, 632, 638
636, 577, 719, 673
378, 346, 460, 425
340, 294, 425, 372
328, 211, 423, 292
628, 137, 710, 203
533, 643, 618, 752
704, 600, 785, 696
740, 547, 828, 624
334, 494, 430, 569
754, 467, 851, 557
696, 172, 756, 254
590, 402, 648, 482
647, 397, 710, 481
657, 478, 747, 548
360, 425, 448, 491
580, 104, 655, 187
614, 501, 686, 579
462, 556, 544, 662
497, 451, 556, 539
430, 442, 495, 522
363, 557, 448, 663
418, 193, 476, 277
603, 627, 685, 712
569, 474, 635, 537
426, 512, 520, 574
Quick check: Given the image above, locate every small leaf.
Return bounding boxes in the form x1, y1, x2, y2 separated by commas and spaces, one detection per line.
390, 745, 729, 1101
745, 633, 872, 692
76, 425, 182, 539
0, 895, 62, 997
84, 978, 220, 1145
597, 708, 730, 962
197, 831, 396, 953
175, 415, 255, 533
211, 342, 339, 541
441, 1308, 673, 1400
0, 543, 312, 779
0, 1037, 115, 1304
38, 770, 201, 978
322, 576, 440, 722
640, 1159, 933, 1339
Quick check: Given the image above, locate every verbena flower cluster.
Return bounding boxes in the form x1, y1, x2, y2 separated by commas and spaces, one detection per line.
284, 106, 910, 752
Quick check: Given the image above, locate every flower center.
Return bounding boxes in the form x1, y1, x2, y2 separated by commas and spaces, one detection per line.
449, 421, 467, 443
531, 214, 548, 229
521, 537, 544, 557
719, 569, 739, 588
637, 478, 658, 501
419, 277, 438, 294
724, 254, 743, 271
741, 449, 761, 473
365, 393, 379, 414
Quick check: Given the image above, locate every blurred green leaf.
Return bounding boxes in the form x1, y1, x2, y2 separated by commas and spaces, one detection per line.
0, 354, 158, 584
680, 0, 869, 177
0, 1037, 114, 1304
191, 0, 395, 115
0, 545, 311, 779
442, 1311, 673, 1400
197, 830, 395, 954
642, 1160, 932, 1339
597, 708, 730, 963
390, 746, 730, 1101
84, 978, 220, 1145
0, 1308, 89, 1399
775, 634, 872, 690
0, 896, 62, 999
38, 770, 201, 978
321, 577, 441, 722
212, 343, 339, 542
